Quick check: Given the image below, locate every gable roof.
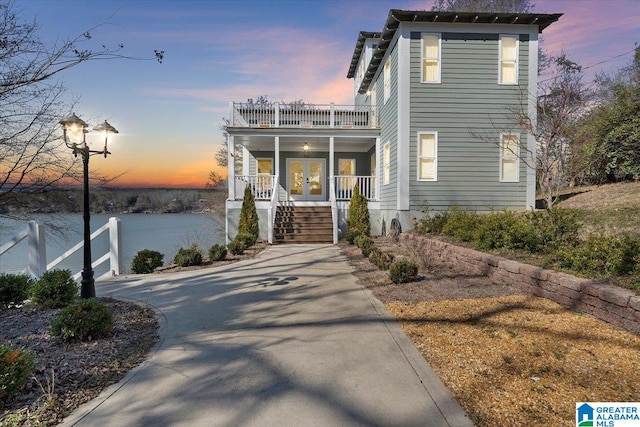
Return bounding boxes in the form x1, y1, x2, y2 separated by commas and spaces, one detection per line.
347, 9, 563, 94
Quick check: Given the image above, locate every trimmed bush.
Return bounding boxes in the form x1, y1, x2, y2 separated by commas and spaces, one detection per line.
174, 245, 203, 267
354, 235, 375, 257
131, 249, 164, 274
235, 232, 256, 249
227, 239, 245, 255
368, 247, 394, 270
0, 274, 33, 309
389, 260, 418, 284
51, 298, 113, 342
440, 207, 480, 243
0, 344, 35, 406
208, 244, 227, 261
30, 269, 77, 309
238, 185, 259, 241
347, 185, 370, 242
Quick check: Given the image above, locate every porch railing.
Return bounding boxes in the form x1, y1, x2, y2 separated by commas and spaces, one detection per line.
0, 217, 123, 280
334, 176, 377, 201
267, 174, 279, 244
234, 175, 276, 200
230, 102, 376, 129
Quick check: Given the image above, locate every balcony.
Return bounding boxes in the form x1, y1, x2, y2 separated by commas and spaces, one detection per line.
230, 102, 377, 129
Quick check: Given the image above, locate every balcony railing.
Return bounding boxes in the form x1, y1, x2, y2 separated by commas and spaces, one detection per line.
230, 102, 377, 129
334, 176, 377, 201
234, 175, 277, 201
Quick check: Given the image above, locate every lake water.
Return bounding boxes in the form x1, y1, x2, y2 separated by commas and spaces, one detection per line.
0, 213, 225, 277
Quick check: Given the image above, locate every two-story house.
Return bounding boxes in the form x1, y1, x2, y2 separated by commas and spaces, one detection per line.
224, 9, 562, 244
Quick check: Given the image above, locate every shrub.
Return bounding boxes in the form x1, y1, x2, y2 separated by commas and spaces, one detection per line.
131, 249, 164, 274
347, 185, 370, 241
0, 274, 34, 309
414, 210, 450, 235
173, 245, 203, 267
235, 232, 256, 249
30, 269, 77, 309
472, 210, 535, 251
227, 240, 245, 255
208, 244, 227, 261
526, 208, 580, 253
238, 185, 259, 242
556, 234, 640, 277
354, 235, 375, 257
440, 207, 480, 243
389, 259, 418, 284
51, 298, 113, 342
0, 344, 35, 406
369, 248, 394, 270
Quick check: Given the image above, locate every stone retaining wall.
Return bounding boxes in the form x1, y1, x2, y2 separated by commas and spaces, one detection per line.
401, 233, 640, 334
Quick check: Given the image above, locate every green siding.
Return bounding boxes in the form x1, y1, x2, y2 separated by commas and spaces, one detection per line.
409, 31, 530, 212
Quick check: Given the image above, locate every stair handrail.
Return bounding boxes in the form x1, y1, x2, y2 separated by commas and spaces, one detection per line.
0, 221, 46, 278
329, 176, 338, 243
267, 174, 279, 244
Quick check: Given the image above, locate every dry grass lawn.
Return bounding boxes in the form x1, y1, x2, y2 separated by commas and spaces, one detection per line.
340, 238, 640, 427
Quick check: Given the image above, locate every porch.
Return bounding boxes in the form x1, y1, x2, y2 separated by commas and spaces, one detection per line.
225, 102, 381, 244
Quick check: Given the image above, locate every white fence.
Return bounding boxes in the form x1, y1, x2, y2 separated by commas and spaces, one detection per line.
0, 217, 122, 281
234, 175, 276, 200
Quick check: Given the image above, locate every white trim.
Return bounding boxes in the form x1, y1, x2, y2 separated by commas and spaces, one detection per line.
417, 131, 438, 182
526, 35, 539, 209
499, 34, 519, 85
397, 28, 410, 211
421, 33, 441, 84
500, 133, 520, 183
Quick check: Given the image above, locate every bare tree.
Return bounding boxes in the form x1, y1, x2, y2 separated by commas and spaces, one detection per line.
431, 0, 534, 13
0, 1, 162, 217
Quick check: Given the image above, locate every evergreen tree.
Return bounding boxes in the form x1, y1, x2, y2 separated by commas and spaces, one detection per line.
347, 185, 370, 239
237, 185, 259, 240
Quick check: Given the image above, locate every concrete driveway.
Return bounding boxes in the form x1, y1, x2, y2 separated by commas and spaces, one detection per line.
62, 244, 472, 427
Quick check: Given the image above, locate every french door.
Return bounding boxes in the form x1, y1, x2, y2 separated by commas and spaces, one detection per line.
286, 158, 325, 201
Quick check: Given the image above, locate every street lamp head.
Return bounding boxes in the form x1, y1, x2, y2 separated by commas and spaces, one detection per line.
93, 120, 118, 157
93, 120, 119, 135
60, 113, 88, 145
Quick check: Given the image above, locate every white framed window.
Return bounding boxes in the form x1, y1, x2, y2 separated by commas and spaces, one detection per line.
338, 159, 356, 176
257, 158, 273, 174
383, 58, 391, 104
422, 34, 441, 83
499, 35, 519, 84
417, 132, 437, 181
383, 142, 390, 185
500, 133, 520, 182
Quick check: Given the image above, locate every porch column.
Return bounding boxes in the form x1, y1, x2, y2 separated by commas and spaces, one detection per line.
228, 135, 235, 200
242, 146, 250, 176
329, 136, 335, 185
274, 136, 280, 184
375, 137, 381, 200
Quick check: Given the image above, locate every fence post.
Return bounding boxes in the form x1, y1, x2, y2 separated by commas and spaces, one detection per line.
27, 221, 46, 279
109, 217, 123, 276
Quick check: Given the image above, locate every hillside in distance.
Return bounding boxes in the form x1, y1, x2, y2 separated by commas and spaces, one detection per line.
2, 187, 228, 215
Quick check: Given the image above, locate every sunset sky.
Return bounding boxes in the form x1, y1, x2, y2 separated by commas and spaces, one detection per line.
14, 0, 640, 188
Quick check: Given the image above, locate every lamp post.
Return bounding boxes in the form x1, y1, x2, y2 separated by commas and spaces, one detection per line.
60, 113, 119, 299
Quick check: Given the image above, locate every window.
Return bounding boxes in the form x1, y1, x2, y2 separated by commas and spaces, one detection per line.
384, 58, 391, 104
339, 159, 356, 176
499, 35, 519, 84
383, 142, 390, 185
418, 132, 437, 181
500, 133, 519, 182
422, 34, 441, 83
257, 158, 273, 174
